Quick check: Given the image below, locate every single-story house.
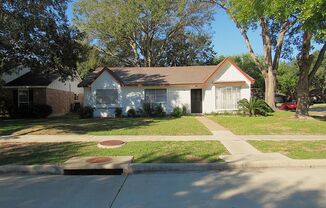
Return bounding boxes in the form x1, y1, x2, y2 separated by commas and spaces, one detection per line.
78, 57, 255, 117
1, 67, 83, 116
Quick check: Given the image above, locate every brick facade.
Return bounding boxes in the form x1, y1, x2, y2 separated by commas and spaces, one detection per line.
46, 88, 75, 116
2, 88, 83, 117
33, 88, 47, 105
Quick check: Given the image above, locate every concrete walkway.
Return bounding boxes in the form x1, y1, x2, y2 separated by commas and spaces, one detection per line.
0, 134, 216, 143
195, 116, 295, 163
240, 135, 326, 140
196, 116, 261, 155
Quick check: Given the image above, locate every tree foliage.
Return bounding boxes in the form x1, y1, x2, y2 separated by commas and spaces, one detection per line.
276, 61, 298, 98
73, 0, 215, 67
77, 45, 119, 78
213, 0, 301, 109
0, 0, 81, 79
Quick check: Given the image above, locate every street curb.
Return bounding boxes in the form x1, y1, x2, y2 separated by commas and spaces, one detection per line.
0, 165, 63, 175
1, 160, 326, 175
128, 160, 326, 173
128, 163, 229, 173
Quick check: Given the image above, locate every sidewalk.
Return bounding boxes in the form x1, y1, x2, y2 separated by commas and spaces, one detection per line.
0, 134, 216, 143
240, 135, 326, 140
196, 116, 261, 155
195, 116, 296, 163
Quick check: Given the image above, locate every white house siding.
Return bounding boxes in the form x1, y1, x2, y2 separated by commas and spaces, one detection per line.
48, 77, 83, 94
120, 86, 192, 115
84, 70, 122, 117
204, 62, 251, 113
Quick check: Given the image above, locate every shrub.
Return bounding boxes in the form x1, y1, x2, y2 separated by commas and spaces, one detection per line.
142, 102, 152, 117
153, 103, 166, 117
32, 104, 52, 118
172, 106, 183, 118
182, 105, 188, 115
127, 108, 136, 117
79, 106, 94, 119
238, 98, 274, 116
136, 108, 145, 117
115, 107, 123, 117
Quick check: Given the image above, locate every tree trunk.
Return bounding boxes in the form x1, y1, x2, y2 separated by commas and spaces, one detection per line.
296, 31, 312, 117
263, 69, 277, 109
296, 70, 310, 117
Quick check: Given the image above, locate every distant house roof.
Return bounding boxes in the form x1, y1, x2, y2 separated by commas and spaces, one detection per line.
4, 71, 58, 87
78, 57, 255, 87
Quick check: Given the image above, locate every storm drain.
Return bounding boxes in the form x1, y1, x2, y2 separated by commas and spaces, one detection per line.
63, 156, 133, 175
64, 168, 123, 175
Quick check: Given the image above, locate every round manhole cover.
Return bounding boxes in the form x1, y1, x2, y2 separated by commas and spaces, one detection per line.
98, 140, 126, 149
86, 157, 113, 163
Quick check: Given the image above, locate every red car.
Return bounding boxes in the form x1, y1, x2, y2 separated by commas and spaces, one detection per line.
279, 101, 297, 110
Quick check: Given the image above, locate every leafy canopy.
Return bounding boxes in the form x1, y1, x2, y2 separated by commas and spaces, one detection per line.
0, 0, 81, 79
73, 0, 215, 67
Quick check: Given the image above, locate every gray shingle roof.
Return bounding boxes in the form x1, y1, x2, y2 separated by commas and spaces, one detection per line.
78, 58, 255, 87
5, 71, 58, 87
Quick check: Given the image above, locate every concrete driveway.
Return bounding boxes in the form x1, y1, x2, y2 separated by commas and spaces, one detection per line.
1, 168, 326, 208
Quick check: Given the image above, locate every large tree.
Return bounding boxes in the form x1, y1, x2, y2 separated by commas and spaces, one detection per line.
73, 0, 215, 67
212, 0, 298, 109
294, 0, 325, 117
0, 0, 81, 80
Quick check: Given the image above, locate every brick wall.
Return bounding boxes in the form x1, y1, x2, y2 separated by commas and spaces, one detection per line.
33, 88, 47, 104
46, 88, 75, 116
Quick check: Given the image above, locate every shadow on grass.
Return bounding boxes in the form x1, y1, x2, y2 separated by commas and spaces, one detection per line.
0, 142, 90, 165
0, 141, 225, 165
0, 115, 176, 136
133, 151, 222, 163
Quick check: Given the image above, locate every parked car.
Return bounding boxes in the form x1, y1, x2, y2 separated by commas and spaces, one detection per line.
279, 101, 297, 110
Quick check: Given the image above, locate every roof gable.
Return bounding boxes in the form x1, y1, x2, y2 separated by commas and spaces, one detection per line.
204, 57, 255, 84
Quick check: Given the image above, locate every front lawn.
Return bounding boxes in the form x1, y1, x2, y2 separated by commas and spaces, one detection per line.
0, 115, 211, 136
208, 111, 326, 135
0, 141, 228, 165
248, 140, 326, 159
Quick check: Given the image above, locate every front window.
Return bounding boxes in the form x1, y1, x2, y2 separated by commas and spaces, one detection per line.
215, 86, 241, 110
96, 89, 119, 105
74, 93, 79, 101
18, 89, 29, 108
145, 89, 167, 103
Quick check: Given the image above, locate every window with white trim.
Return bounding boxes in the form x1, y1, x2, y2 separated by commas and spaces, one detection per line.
215, 86, 241, 110
144, 89, 167, 103
96, 89, 119, 105
18, 89, 29, 108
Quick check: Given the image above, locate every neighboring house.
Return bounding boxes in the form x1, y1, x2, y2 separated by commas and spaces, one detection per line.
1, 67, 83, 116
78, 57, 255, 117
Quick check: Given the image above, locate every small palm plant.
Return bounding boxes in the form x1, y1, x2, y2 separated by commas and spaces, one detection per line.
238, 98, 274, 116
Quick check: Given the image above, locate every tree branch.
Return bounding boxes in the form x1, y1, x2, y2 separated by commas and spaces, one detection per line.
212, 1, 264, 71
309, 43, 326, 83
92, 45, 134, 66
272, 20, 291, 71
260, 18, 273, 69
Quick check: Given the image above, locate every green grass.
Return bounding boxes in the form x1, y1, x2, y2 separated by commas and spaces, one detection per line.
248, 140, 326, 159
0, 115, 211, 136
208, 111, 326, 135
0, 141, 228, 165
